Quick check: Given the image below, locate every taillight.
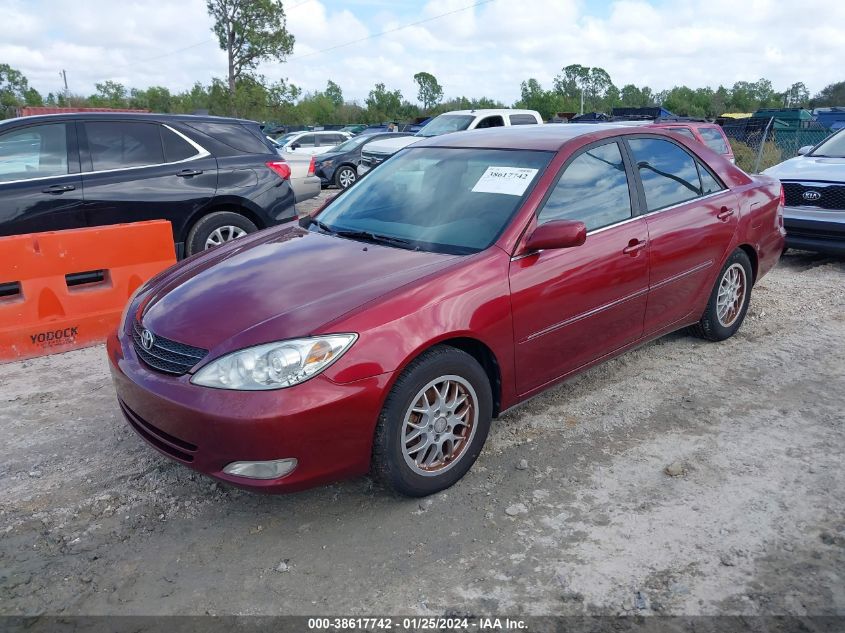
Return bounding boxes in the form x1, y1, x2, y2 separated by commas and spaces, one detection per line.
266, 160, 291, 180
307, 156, 315, 177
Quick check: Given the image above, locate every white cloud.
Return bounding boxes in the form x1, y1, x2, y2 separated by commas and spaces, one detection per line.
3, 0, 843, 107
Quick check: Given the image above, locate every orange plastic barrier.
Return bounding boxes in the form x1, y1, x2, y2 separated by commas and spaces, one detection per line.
0, 221, 176, 362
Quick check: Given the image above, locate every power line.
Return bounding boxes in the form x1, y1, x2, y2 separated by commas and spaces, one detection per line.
286, 0, 495, 61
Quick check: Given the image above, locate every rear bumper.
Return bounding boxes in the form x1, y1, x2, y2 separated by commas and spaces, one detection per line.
291, 175, 321, 203
784, 205, 845, 255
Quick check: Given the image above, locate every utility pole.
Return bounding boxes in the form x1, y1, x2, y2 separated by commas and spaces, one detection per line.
60, 70, 68, 99
580, 89, 584, 115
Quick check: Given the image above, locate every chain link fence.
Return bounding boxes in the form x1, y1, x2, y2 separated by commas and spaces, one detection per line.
721, 117, 833, 173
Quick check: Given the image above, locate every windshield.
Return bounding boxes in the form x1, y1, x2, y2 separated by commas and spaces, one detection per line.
313, 147, 552, 254
415, 114, 475, 138
810, 130, 845, 158
275, 132, 297, 144
330, 135, 370, 153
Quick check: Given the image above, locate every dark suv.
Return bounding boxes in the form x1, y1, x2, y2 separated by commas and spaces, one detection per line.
0, 113, 297, 256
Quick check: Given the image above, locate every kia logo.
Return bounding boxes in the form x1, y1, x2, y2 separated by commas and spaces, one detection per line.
140, 329, 155, 351
802, 190, 822, 202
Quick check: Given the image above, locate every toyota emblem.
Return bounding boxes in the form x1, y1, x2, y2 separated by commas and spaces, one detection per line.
140, 328, 155, 351
802, 190, 822, 202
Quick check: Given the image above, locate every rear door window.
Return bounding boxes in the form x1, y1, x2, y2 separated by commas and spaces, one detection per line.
85, 121, 163, 171
475, 116, 505, 129
0, 123, 69, 182
510, 114, 539, 125
628, 138, 706, 211
539, 141, 633, 231
698, 127, 729, 154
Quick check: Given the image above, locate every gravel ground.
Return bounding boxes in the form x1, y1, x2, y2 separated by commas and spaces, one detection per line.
1, 218, 843, 617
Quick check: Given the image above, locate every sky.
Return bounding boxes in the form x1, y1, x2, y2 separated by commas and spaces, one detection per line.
2, 0, 843, 106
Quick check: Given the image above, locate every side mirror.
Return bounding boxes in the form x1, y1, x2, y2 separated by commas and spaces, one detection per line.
797, 145, 813, 156
524, 220, 587, 251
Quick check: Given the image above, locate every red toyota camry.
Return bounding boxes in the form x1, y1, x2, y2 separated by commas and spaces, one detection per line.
108, 124, 785, 497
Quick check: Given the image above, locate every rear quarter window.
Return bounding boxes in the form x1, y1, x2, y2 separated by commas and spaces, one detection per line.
698, 127, 729, 155
510, 114, 539, 125
185, 121, 270, 154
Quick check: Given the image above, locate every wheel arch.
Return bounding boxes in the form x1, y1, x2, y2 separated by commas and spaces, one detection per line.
388, 336, 503, 418
737, 243, 759, 284
180, 202, 266, 243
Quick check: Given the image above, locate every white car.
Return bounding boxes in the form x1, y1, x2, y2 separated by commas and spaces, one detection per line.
275, 130, 351, 156
357, 109, 543, 176
265, 137, 321, 203
763, 128, 845, 255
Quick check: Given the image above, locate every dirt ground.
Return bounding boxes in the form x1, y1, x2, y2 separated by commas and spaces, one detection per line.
1, 213, 843, 617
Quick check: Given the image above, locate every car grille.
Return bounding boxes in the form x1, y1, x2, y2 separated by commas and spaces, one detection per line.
132, 320, 208, 375
360, 150, 390, 167
119, 399, 197, 463
783, 182, 845, 211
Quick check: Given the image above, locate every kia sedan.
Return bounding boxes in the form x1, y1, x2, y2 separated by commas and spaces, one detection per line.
108, 124, 785, 497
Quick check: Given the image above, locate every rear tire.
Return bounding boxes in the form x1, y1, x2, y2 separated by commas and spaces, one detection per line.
372, 346, 492, 497
185, 211, 258, 256
689, 249, 753, 341
334, 165, 357, 189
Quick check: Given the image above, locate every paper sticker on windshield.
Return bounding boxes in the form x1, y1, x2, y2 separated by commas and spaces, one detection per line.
471, 167, 539, 196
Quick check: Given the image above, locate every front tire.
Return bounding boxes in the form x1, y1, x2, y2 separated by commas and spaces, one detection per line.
372, 346, 492, 497
689, 249, 753, 341
334, 165, 357, 189
185, 211, 258, 256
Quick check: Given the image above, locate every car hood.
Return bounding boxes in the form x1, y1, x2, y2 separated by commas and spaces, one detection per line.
138, 226, 458, 354
763, 155, 845, 182
363, 136, 421, 155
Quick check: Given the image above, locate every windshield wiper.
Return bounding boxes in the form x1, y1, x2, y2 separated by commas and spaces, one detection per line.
333, 228, 416, 250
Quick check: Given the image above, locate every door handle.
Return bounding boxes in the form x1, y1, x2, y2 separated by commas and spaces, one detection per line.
623, 239, 647, 255
176, 169, 203, 177
42, 184, 76, 194
717, 207, 734, 221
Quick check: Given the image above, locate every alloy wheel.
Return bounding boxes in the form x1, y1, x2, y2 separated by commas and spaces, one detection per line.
716, 263, 747, 327
402, 375, 479, 476
205, 225, 247, 249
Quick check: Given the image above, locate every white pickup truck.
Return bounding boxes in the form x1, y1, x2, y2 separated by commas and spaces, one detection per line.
357, 108, 543, 177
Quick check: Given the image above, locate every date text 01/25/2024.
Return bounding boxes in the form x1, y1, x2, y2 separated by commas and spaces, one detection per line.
306, 617, 528, 630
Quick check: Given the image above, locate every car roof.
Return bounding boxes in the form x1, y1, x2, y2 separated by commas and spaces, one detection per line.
412, 123, 662, 151
1, 112, 258, 126
440, 109, 540, 117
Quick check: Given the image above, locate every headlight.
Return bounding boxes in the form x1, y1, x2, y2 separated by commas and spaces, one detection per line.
191, 334, 357, 390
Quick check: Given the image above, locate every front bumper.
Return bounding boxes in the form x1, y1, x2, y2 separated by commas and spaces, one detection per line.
107, 330, 391, 493
784, 205, 845, 256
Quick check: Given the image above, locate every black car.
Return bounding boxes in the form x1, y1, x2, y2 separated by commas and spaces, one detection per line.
313, 132, 414, 189
0, 112, 297, 257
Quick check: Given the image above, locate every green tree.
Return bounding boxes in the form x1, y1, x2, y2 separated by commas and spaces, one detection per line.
811, 81, 845, 108
1, 64, 38, 118
325, 80, 343, 108
515, 78, 566, 120
89, 80, 128, 108
206, 0, 295, 112
413, 71, 443, 111
782, 82, 809, 108
365, 82, 402, 120
553, 64, 614, 112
